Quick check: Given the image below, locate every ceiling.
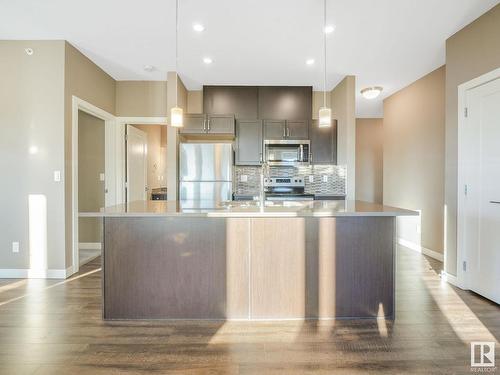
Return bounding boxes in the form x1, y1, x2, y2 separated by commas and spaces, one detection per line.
1, 0, 498, 117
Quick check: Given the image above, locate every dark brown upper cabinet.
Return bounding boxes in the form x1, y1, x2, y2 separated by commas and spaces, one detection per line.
309, 119, 337, 164
180, 114, 235, 135
203, 86, 258, 119
235, 119, 263, 165
258, 86, 312, 120
263, 120, 309, 140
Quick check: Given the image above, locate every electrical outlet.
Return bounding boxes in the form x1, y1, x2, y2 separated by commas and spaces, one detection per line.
322, 175, 328, 183
308, 175, 314, 183
99, 173, 105, 181
240, 175, 248, 182
53, 170, 61, 182
12, 242, 19, 253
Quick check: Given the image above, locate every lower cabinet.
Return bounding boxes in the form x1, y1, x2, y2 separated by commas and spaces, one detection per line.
309, 119, 337, 164
235, 119, 263, 165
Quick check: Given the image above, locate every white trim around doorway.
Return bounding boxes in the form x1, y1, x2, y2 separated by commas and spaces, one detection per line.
456, 67, 500, 290
71, 96, 115, 276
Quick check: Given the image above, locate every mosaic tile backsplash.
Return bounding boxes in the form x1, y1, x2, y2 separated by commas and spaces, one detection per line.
234, 165, 346, 197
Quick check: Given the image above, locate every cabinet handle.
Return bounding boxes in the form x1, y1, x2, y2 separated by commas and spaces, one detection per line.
203, 119, 206, 131
287, 128, 290, 137
491, 201, 500, 204
283, 126, 286, 138
207, 119, 211, 132
310, 152, 313, 163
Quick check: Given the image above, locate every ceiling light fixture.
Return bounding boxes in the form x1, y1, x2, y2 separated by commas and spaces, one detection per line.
319, 0, 331, 128
25, 48, 34, 55
361, 86, 383, 99
193, 23, 205, 32
203, 57, 213, 64
324, 25, 335, 34
170, 0, 183, 128
143, 65, 154, 72
306, 58, 315, 65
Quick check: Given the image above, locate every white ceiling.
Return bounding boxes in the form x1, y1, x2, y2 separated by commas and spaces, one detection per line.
1, 0, 498, 117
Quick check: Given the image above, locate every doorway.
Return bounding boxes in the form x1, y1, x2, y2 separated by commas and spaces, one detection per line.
126, 124, 167, 202
78, 110, 105, 266
459, 74, 500, 304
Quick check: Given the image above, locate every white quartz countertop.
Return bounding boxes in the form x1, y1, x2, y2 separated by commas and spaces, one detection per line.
79, 200, 418, 218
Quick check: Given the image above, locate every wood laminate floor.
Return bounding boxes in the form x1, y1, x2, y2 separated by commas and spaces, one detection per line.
0, 246, 498, 374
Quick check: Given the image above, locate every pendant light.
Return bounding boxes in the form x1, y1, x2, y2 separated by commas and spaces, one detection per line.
170, 0, 183, 127
318, 0, 332, 128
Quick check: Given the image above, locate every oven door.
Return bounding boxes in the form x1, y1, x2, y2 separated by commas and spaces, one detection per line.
264, 140, 308, 166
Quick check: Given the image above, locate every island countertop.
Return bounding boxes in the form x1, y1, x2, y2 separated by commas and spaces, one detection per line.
79, 199, 417, 218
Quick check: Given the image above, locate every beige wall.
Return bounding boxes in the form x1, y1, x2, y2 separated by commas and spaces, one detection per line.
187, 90, 203, 113
78, 111, 105, 243
64, 41, 116, 268
131, 125, 167, 195
445, 4, 500, 275
356, 118, 383, 203
116, 81, 168, 117
0, 40, 66, 271
331, 76, 356, 200
384, 66, 445, 254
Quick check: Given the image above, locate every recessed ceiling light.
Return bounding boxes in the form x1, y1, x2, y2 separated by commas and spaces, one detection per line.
193, 23, 205, 32
143, 65, 155, 72
25, 48, 34, 55
324, 25, 335, 34
306, 59, 315, 65
361, 86, 383, 99
203, 57, 213, 64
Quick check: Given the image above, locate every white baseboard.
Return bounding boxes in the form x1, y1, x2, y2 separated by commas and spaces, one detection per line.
440, 271, 464, 289
0, 266, 73, 279
79, 242, 102, 250
397, 238, 444, 262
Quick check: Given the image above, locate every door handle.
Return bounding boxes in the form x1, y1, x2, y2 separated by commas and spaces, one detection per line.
490, 201, 500, 204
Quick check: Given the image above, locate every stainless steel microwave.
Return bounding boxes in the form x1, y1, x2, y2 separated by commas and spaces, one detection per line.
264, 140, 310, 166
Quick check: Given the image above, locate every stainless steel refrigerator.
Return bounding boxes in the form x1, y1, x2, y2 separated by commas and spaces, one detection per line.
179, 143, 233, 205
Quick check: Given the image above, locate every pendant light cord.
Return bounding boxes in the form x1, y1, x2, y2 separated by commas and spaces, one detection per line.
323, 0, 327, 108
175, 0, 179, 107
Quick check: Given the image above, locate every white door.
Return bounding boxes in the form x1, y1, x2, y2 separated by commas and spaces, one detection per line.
464, 77, 500, 304
126, 125, 148, 202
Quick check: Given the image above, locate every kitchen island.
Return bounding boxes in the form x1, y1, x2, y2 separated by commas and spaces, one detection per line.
81, 200, 416, 320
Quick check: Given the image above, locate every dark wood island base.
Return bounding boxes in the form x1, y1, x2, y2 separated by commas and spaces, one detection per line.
103, 216, 396, 320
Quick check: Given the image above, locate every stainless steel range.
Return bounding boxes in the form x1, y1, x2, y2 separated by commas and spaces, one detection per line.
263, 176, 314, 201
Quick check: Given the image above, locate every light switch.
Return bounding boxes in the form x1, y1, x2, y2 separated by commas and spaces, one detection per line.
308, 175, 314, 183
240, 175, 248, 182
54, 170, 61, 182
12, 242, 19, 253
99, 173, 105, 182
322, 175, 328, 182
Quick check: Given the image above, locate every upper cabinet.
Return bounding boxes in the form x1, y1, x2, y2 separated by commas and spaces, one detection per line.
180, 114, 205, 134
309, 119, 337, 164
258, 87, 312, 120
235, 120, 263, 165
263, 120, 308, 140
180, 114, 235, 135
203, 86, 258, 119
264, 120, 286, 139
286, 120, 309, 139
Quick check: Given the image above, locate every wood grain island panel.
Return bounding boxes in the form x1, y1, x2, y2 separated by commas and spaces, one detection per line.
103, 216, 395, 320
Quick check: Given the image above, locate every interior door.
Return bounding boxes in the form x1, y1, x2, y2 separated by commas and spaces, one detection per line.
464, 77, 500, 304
126, 125, 148, 202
